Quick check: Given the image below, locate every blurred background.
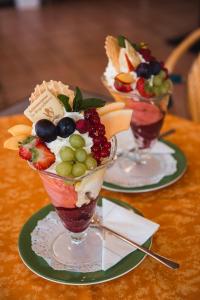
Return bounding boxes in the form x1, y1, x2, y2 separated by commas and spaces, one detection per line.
0, 0, 199, 118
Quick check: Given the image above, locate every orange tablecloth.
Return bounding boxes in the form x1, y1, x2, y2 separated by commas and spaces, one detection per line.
0, 114, 200, 300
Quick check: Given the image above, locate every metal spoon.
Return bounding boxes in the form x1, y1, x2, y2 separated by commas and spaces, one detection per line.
86, 192, 179, 270
91, 216, 179, 270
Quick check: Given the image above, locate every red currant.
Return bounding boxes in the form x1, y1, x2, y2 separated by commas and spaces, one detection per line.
76, 119, 89, 134
104, 141, 111, 149
101, 149, 110, 158
91, 145, 100, 153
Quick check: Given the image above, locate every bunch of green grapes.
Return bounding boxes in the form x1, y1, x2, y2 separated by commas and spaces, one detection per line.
56, 134, 97, 177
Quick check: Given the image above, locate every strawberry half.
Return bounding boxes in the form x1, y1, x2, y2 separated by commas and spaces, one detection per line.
136, 78, 154, 98
19, 135, 55, 170
19, 136, 41, 161
32, 143, 55, 170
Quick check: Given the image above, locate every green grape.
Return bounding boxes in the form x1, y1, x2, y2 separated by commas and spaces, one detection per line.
72, 162, 86, 177
145, 83, 154, 94
56, 162, 72, 177
85, 156, 97, 170
59, 146, 75, 161
160, 83, 168, 94
159, 70, 166, 79
75, 148, 87, 162
153, 75, 163, 87
153, 86, 162, 96
163, 79, 172, 91
69, 134, 85, 149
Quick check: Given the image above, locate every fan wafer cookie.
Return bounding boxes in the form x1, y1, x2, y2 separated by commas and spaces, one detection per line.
105, 36, 120, 72
29, 80, 74, 106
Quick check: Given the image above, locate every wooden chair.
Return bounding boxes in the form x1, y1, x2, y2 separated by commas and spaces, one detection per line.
165, 28, 200, 122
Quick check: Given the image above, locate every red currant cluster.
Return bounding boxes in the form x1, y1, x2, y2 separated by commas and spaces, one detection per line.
81, 109, 111, 164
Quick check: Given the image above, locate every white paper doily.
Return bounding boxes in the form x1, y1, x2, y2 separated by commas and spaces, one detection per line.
104, 153, 177, 188
31, 211, 103, 273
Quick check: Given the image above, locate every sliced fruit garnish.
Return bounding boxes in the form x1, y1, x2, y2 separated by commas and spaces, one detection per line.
136, 78, 154, 98
114, 78, 133, 93
18, 136, 42, 160
125, 39, 141, 69
100, 109, 132, 139
97, 102, 125, 116
18, 136, 55, 170
8, 124, 32, 137
125, 54, 135, 71
3, 135, 28, 150
32, 143, 55, 170
115, 73, 135, 84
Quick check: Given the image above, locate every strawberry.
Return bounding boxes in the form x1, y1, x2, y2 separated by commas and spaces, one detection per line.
125, 54, 135, 71
19, 136, 41, 161
136, 78, 154, 98
18, 135, 55, 170
32, 144, 55, 170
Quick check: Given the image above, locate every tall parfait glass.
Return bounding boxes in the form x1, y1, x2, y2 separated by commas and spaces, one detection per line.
36, 136, 116, 271
102, 75, 170, 180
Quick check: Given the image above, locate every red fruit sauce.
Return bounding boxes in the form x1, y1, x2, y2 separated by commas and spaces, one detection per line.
55, 199, 97, 233
129, 101, 164, 149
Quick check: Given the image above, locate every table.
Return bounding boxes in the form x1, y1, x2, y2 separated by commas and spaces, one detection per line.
0, 113, 200, 300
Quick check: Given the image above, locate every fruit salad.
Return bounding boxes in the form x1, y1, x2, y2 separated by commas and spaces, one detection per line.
4, 81, 132, 219
103, 35, 172, 98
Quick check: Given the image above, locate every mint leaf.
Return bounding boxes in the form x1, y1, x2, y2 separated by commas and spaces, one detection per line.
57, 94, 72, 112
73, 87, 83, 112
131, 42, 140, 51
118, 35, 126, 48
80, 98, 106, 110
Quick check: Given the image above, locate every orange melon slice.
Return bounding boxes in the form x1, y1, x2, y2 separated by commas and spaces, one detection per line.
8, 124, 32, 136
97, 102, 125, 116
3, 135, 27, 150
100, 109, 132, 139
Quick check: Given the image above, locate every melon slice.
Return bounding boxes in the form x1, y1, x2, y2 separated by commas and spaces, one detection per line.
100, 109, 132, 139
3, 135, 27, 150
97, 102, 125, 116
8, 124, 32, 136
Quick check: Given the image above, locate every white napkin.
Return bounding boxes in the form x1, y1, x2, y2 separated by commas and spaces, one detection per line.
116, 128, 175, 155
102, 198, 159, 270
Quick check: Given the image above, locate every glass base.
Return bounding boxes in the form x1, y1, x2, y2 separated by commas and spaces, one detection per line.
119, 152, 164, 177
52, 227, 103, 272
106, 151, 168, 188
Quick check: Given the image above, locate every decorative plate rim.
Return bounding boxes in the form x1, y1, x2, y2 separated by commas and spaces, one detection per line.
18, 197, 152, 285
103, 140, 187, 193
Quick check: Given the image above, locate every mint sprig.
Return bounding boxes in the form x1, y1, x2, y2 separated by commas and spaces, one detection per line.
73, 87, 83, 112
117, 35, 126, 48
58, 87, 106, 113
57, 94, 72, 112
80, 98, 106, 110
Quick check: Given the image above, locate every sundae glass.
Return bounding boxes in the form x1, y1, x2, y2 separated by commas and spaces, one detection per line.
102, 35, 172, 180
4, 80, 131, 270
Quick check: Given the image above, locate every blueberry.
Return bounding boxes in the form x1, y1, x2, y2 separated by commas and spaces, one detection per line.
136, 63, 151, 79
57, 117, 76, 138
148, 61, 161, 75
35, 119, 57, 142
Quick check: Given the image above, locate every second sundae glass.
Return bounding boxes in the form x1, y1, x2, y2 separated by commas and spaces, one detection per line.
38, 136, 116, 271
102, 76, 170, 180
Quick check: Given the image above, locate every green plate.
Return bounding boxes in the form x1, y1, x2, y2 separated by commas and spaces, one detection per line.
103, 140, 187, 193
18, 197, 152, 285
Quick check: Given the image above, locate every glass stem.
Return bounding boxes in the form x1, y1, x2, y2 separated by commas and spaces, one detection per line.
70, 230, 87, 245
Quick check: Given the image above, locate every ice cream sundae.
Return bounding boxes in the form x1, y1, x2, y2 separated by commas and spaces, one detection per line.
4, 80, 132, 233
102, 35, 172, 149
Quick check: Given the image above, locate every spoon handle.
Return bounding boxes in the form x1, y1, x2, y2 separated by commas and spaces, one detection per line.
102, 225, 179, 270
